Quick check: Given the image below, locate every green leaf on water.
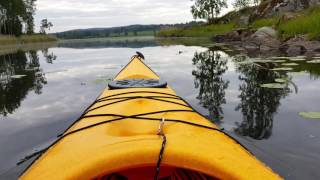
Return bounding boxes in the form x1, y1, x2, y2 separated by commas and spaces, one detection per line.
273, 60, 287, 63
260, 83, 287, 89
275, 78, 289, 83
252, 59, 273, 63
11, 75, 27, 79
235, 60, 253, 65
307, 60, 320, 64
271, 67, 293, 71
270, 57, 290, 60
281, 63, 299, 66
289, 58, 306, 61
299, 112, 320, 119
94, 78, 112, 84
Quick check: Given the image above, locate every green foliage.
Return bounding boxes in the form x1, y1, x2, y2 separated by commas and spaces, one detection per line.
191, 0, 228, 24
233, 0, 251, 9
55, 22, 203, 39
0, 34, 57, 45
251, 17, 279, 29
157, 23, 234, 37
0, 0, 36, 36
278, 6, 320, 39
40, 19, 53, 34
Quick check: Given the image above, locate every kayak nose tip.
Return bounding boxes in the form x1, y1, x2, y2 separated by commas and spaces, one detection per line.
136, 51, 145, 60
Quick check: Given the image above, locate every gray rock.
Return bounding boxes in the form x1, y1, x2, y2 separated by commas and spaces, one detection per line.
280, 36, 320, 55
236, 16, 250, 27
253, 0, 320, 18
252, 26, 278, 39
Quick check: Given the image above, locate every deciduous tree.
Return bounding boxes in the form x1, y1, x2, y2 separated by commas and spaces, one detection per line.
191, 0, 228, 24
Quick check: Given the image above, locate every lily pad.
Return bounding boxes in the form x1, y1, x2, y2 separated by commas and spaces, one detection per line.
282, 63, 299, 66
270, 57, 290, 60
260, 83, 287, 89
307, 60, 320, 64
11, 75, 27, 79
295, 56, 307, 58
275, 78, 289, 83
289, 58, 306, 61
235, 60, 253, 65
273, 60, 287, 63
271, 67, 293, 71
94, 78, 112, 84
299, 112, 320, 119
252, 59, 273, 63
46, 69, 68, 74
25, 67, 39, 71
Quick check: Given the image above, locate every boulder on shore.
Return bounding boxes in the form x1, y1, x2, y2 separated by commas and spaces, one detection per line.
280, 36, 320, 56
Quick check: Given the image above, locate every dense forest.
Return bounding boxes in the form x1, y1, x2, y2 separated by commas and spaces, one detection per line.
54, 22, 204, 39
0, 0, 36, 36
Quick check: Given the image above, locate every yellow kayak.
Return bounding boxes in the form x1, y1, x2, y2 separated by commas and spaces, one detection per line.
21, 53, 282, 180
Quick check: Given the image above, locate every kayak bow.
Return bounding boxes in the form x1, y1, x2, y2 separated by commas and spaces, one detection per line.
21, 53, 282, 180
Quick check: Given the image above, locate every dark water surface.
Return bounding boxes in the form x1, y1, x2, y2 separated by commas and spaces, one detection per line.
0, 38, 320, 179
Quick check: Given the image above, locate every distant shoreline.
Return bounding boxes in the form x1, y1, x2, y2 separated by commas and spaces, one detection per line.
59, 36, 155, 43
0, 34, 58, 47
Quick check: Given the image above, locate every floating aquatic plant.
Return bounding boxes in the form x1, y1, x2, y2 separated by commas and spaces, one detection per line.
270, 57, 290, 60
252, 59, 273, 63
282, 63, 299, 66
299, 112, 320, 119
271, 67, 293, 71
275, 78, 289, 83
11, 75, 27, 79
289, 58, 306, 61
273, 60, 287, 63
307, 60, 320, 64
260, 83, 287, 89
94, 78, 112, 84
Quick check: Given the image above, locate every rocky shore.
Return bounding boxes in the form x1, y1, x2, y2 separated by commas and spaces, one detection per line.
211, 0, 320, 56
213, 26, 320, 56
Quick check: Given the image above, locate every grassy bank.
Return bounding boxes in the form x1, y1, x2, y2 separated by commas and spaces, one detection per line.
0, 34, 58, 46
250, 6, 320, 39
278, 6, 320, 39
157, 6, 320, 40
157, 23, 234, 37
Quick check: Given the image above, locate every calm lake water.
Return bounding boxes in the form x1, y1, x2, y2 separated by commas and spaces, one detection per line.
0, 38, 320, 179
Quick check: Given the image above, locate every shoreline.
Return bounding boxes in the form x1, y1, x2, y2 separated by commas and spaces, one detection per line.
0, 35, 58, 47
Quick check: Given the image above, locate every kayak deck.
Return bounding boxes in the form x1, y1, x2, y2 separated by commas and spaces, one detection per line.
21, 55, 281, 179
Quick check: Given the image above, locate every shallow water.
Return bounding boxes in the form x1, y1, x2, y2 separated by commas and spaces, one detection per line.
0, 38, 320, 179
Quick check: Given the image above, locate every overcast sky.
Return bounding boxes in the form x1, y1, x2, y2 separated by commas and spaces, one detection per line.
35, 0, 233, 33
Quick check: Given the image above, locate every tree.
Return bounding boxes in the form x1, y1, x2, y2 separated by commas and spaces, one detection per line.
233, 0, 251, 9
0, 0, 36, 35
40, 18, 53, 34
24, 0, 37, 34
191, 0, 227, 24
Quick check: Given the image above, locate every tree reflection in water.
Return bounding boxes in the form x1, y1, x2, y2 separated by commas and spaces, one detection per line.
192, 48, 229, 124
233, 55, 291, 140
0, 50, 52, 116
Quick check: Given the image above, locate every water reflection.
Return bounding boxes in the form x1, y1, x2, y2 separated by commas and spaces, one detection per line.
0, 50, 51, 116
42, 49, 57, 64
192, 48, 229, 123
233, 56, 291, 139
58, 38, 157, 49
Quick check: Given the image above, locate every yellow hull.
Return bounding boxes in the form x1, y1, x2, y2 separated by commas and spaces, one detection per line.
21, 55, 282, 179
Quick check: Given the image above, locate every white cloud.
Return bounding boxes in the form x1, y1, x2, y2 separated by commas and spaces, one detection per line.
34, 0, 235, 33
34, 0, 196, 32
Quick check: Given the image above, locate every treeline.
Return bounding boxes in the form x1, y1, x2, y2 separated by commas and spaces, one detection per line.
55, 22, 204, 39
0, 0, 36, 36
